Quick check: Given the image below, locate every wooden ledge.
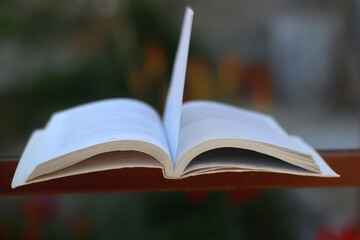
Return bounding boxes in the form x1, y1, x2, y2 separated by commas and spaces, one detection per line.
1, 150, 360, 195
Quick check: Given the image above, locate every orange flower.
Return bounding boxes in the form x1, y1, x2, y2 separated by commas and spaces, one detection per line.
218, 55, 242, 101
185, 57, 214, 100
242, 64, 273, 112
144, 42, 166, 78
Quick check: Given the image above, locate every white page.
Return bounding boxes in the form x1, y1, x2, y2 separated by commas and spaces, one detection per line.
176, 100, 310, 163
290, 136, 338, 176
12, 129, 46, 188
163, 7, 193, 162
26, 151, 163, 186
183, 147, 338, 177
183, 148, 318, 176
40, 99, 170, 164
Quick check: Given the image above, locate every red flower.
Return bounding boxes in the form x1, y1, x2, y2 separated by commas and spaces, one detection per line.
228, 190, 260, 205
187, 191, 208, 205
316, 223, 360, 240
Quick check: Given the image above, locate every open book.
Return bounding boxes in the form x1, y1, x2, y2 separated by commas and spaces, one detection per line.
12, 8, 338, 188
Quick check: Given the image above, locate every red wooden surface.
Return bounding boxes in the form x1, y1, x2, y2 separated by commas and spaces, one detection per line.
0, 150, 359, 195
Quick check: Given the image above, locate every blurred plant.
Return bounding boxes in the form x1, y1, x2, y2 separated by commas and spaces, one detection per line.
187, 191, 209, 205
70, 215, 94, 239
143, 191, 293, 239
217, 55, 243, 103
185, 54, 273, 113
0, 0, 176, 146
21, 196, 60, 239
129, 42, 167, 109
316, 223, 360, 240
184, 57, 215, 101
242, 64, 273, 112
228, 190, 260, 205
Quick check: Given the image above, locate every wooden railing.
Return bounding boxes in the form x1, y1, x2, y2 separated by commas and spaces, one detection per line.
1, 150, 359, 195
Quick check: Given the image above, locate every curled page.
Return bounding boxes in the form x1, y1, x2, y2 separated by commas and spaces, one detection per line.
163, 7, 193, 161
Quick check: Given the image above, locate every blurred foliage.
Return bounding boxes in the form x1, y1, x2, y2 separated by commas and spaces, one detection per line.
0, 0, 274, 152
0, 191, 294, 239
23, 48, 128, 121
0, 0, 182, 151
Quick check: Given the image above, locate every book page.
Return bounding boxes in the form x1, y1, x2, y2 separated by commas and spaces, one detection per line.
183, 148, 318, 177
290, 136, 338, 176
25, 151, 163, 186
12, 129, 46, 188
174, 101, 322, 175
176, 100, 302, 161
40, 99, 170, 165
163, 7, 193, 162
182, 147, 337, 177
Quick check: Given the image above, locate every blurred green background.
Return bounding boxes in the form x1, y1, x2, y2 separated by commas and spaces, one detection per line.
0, 0, 359, 239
